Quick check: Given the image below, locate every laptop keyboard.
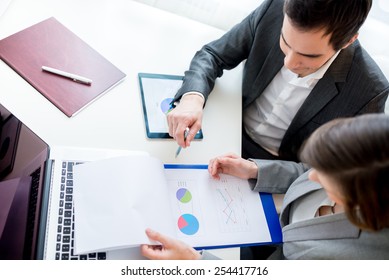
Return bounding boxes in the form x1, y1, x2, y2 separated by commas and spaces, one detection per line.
55, 161, 106, 260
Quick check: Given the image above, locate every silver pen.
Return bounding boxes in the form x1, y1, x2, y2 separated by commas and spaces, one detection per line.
42, 66, 92, 85
175, 128, 189, 158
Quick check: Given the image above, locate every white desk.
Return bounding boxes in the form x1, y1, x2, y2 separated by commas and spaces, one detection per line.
0, 0, 242, 259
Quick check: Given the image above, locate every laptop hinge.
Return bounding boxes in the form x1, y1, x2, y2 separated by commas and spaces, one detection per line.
35, 158, 54, 260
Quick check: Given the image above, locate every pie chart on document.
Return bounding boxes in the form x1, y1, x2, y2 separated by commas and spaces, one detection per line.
177, 213, 199, 235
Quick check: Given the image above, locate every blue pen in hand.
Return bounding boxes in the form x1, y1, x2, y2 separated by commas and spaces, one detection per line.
175, 128, 189, 158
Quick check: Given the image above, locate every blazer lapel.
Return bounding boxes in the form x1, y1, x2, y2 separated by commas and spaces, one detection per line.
280, 173, 361, 242
285, 75, 338, 134
247, 41, 284, 107
281, 43, 356, 140
280, 172, 321, 225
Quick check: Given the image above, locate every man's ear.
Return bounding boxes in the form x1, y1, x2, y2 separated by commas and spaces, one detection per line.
342, 33, 359, 49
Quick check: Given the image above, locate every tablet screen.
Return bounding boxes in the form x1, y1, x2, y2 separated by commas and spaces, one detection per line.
138, 73, 203, 139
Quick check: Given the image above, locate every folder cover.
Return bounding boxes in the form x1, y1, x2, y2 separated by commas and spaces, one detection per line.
0, 17, 126, 117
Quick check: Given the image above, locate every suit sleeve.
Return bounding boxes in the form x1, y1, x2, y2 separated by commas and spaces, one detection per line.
248, 159, 310, 194
173, 0, 274, 104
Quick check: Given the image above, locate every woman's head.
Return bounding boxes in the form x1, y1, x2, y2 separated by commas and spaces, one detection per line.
300, 114, 389, 231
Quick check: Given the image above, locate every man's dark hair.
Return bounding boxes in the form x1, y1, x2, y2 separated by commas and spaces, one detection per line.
284, 0, 372, 50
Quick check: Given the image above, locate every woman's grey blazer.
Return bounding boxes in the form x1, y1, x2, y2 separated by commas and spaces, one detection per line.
251, 159, 389, 259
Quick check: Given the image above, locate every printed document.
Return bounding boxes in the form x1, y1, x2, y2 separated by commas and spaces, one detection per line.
73, 154, 277, 254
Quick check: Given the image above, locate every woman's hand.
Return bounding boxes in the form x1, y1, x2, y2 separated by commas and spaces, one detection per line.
140, 228, 201, 260
208, 153, 258, 180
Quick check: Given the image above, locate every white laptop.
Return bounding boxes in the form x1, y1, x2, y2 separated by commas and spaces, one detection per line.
0, 104, 146, 260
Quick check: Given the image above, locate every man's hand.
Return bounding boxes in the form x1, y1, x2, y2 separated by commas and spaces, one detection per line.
167, 93, 204, 148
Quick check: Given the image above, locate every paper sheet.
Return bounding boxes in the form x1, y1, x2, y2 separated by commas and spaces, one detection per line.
164, 167, 272, 248
73, 156, 275, 254
73, 154, 175, 254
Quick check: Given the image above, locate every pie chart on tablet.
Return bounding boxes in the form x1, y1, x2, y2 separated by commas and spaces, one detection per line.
160, 97, 173, 114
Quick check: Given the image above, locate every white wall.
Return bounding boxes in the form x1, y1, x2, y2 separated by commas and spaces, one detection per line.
133, 0, 262, 30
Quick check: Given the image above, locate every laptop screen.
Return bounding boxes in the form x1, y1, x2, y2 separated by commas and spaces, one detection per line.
0, 104, 49, 259
0, 103, 155, 261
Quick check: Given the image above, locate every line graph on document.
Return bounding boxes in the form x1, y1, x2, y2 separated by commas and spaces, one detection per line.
213, 177, 251, 233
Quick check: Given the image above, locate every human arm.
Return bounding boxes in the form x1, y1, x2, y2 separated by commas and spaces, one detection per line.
168, 1, 275, 145
250, 159, 310, 194
140, 228, 201, 260
208, 153, 310, 194
173, 6, 262, 102
208, 153, 258, 180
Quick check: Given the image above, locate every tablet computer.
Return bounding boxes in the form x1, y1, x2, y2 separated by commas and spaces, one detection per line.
138, 73, 203, 139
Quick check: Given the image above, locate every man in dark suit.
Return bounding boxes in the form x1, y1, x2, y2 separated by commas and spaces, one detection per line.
167, 0, 389, 162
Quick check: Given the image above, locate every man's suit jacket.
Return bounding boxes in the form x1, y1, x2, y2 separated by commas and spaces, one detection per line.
174, 0, 389, 161
251, 159, 389, 259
